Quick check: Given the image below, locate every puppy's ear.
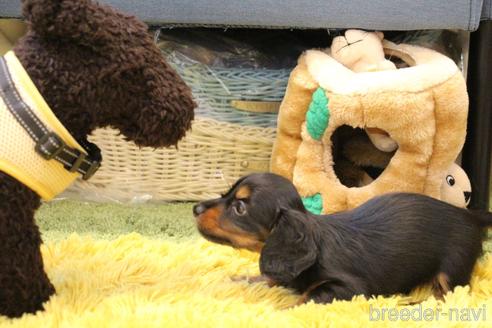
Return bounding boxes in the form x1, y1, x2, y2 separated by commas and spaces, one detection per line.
259, 209, 317, 284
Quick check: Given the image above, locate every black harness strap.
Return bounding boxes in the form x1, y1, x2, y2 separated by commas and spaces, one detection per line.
0, 56, 101, 180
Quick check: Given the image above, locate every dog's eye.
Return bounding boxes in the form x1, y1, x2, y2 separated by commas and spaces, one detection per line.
446, 175, 455, 186
233, 200, 247, 216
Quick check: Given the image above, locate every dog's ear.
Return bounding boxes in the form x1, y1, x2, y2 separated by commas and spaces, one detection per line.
22, 0, 145, 51
259, 209, 317, 284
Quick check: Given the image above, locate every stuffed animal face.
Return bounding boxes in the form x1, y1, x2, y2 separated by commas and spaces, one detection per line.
14, 0, 195, 148
440, 163, 472, 208
330, 30, 398, 153
330, 30, 396, 73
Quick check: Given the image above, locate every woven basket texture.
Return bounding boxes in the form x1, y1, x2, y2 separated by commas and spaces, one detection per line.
162, 47, 289, 128
68, 118, 276, 202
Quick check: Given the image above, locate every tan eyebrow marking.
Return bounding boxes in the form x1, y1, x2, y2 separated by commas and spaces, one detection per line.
235, 185, 251, 200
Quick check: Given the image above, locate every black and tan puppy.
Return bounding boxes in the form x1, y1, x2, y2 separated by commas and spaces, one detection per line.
193, 173, 492, 304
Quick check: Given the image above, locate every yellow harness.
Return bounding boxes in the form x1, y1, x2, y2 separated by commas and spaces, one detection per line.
0, 51, 100, 200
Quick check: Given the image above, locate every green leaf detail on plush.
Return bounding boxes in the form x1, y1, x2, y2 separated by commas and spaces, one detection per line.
302, 193, 323, 215
306, 87, 330, 140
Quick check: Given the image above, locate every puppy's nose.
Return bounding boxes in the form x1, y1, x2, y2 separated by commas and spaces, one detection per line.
193, 204, 206, 217
464, 191, 471, 203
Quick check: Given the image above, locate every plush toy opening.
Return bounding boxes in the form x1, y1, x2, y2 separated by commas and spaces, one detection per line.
331, 125, 396, 188
384, 48, 415, 69
385, 54, 410, 69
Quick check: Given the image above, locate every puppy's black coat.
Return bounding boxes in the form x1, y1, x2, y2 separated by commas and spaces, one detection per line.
193, 173, 492, 304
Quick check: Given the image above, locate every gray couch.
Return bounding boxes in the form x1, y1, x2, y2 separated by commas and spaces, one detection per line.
1, 0, 490, 210
0, 0, 491, 30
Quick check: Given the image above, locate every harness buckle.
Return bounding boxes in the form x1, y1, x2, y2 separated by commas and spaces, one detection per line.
67, 149, 87, 173
82, 160, 101, 180
64, 148, 101, 180
35, 132, 65, 160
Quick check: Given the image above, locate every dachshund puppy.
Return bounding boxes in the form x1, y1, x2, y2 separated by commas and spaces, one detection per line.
193, 173, 492, 304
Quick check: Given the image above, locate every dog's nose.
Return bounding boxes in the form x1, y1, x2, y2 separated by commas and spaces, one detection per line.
193, 204, 206, 217
464, 191, 471, 203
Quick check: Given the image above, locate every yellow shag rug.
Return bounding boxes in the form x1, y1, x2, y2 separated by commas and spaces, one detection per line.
2, 234, 492, 327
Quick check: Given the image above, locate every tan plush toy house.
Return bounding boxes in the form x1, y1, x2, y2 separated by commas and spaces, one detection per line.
271, 40, 469, 214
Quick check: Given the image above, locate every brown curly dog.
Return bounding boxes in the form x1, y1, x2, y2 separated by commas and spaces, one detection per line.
0, 0, 195, 317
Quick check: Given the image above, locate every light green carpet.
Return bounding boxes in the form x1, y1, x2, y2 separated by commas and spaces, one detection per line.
36, 198, 492, 251
36, 200, 198, 241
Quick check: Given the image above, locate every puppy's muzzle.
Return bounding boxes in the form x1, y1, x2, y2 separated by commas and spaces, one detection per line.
193, 204, 206, 217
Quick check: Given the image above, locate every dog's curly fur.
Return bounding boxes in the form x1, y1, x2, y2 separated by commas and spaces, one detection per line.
0, 0, 195, 317
194, 173, 492, 305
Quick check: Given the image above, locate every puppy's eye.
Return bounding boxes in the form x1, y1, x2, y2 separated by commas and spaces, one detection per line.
446, 175, 456, 186
233, 200, 247, 216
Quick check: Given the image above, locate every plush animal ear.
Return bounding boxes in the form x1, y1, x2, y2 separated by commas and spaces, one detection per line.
22, 0, 144, 51
259, 209, 317, 284
111, 63, 195, 148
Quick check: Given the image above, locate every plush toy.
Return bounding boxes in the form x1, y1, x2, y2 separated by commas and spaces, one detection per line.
271, 35, 468, 214
330, 30, 396, 73
441, 163, 472, 208
331, 30, 398, 153
328, 32, 471, 206
332, 126, 393, 188
333, 127, 472, 208
0, 0, 195, 318
329, 31, 472, 208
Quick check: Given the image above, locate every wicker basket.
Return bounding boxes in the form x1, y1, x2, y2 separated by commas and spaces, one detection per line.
161, 45, 289, 128
67, 118, 276, 202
